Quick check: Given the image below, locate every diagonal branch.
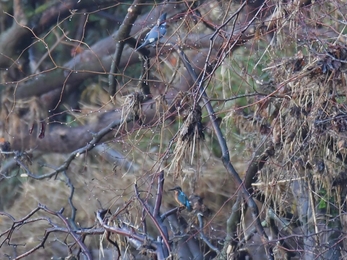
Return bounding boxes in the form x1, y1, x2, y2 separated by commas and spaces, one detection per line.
172, 4, 274, 254
134, 182, 170, 255
108, 0, 147, 95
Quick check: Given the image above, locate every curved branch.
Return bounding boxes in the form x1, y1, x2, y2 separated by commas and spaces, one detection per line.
171, 1, 274, 255
108, 0, 147, 95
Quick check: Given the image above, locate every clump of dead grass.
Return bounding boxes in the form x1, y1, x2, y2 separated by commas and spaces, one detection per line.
249, 44, 347, 218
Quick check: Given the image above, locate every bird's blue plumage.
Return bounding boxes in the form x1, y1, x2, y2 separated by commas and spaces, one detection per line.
177, 190, 192, 211
136, 13, 167, 51
169, 186, 192, 211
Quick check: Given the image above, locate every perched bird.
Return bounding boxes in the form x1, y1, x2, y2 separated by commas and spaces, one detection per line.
135, 13, 167, 51
169, 186, 192, 211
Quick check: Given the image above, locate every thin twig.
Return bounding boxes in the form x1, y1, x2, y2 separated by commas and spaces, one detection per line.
172, 32, 274, 259
134, 183, 170, 254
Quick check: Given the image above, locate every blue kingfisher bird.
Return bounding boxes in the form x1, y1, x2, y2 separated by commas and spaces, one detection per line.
135, 13, 167, 51
169, 186, 192, 211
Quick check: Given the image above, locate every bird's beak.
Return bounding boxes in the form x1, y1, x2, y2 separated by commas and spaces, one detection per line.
168, 188, 177, 191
